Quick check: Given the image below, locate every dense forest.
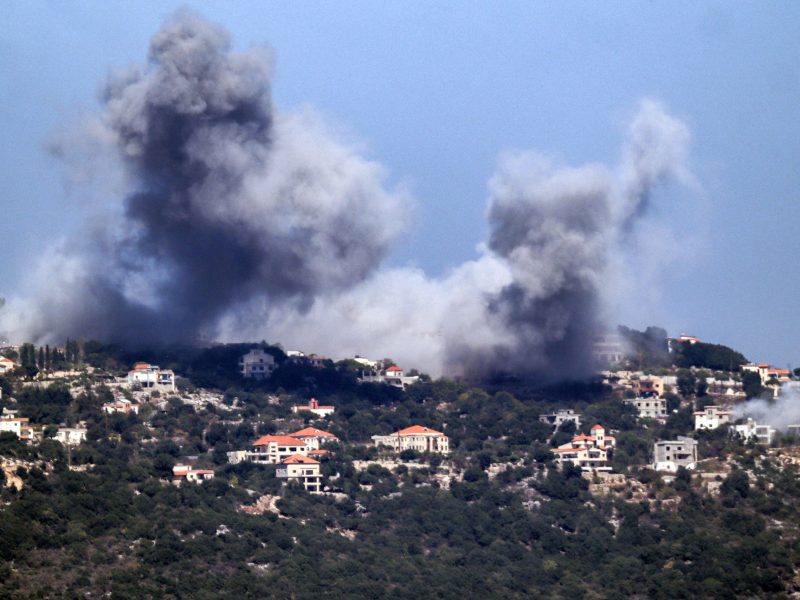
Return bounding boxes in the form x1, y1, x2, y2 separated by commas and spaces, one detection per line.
1, 338, 799, 599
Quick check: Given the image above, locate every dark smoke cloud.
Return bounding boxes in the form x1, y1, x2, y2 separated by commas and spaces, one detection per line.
1, 12, 693, 381
6, 10, 408, 345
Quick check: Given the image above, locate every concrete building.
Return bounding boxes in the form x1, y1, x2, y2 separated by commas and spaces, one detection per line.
359, 364, 420, 390
276, 454, 322, 493
291, 398, 335, 418
734, 419, 776, 445
127, 362, 176, 392
634, 376, 665, 398
239, 349, 276, 379
372, 425, 450, 454
0, 415, 32, 441
0, 357, 17, 375
653, 437, 698, 472
55, 426, 87, 446
102, 399, 139, 415
624, 396, 667, 420
593, 333, 626, 366
553, 424, 616, 472
538, 409, 582, 429
694, 405, 732, 431
248, 435, 308, 464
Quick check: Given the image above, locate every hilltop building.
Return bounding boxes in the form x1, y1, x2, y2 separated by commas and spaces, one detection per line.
372, 425, 450, 454
239, 349, 276, 379
734, 419, 776, 445
624, 396, 667, 420
287, 427, 338, 450
172, 465, 215, 484
653, 437, 698, 472
292, 398, 335, 418
127, 362, 175, 392
359, 364, 420, 390
248, 435, 307, 464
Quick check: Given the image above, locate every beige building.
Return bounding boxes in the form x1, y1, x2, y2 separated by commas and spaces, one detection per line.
288, 427, 338, 450
276, 454, 322, 493
694, 405, 732, 430
553, 424, 616, 472
102, 399, 139, 415
372, 425, 450, 454
624, 396, 667, 420
239, 349, 276, 379
653, 437, 698, 472
248, 435, 308, 464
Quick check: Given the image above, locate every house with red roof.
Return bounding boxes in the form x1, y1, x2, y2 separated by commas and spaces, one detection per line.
288, 427, 339, 450
553, 424, 616, 472
291, 398, 335, 418
247, 434, 308, 464
172, 465, 215, 484
0, 356, 17, 375
372, 425, 450, 454
276, 454, 322, 493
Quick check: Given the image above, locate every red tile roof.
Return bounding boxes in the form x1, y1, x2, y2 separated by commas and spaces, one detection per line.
385, 366, 403, 372
281, 454, 320, 465
289, 427, 338, 439
307, 449, 331, 456
591, 424, 605, 431
396, 425, 444, 436
253, 435, 307, 447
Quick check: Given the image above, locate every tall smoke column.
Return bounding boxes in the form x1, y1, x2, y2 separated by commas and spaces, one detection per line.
6, 11, 408, 345
452, 99, 692, 379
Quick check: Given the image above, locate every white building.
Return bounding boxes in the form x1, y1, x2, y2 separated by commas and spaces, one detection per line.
248, 435, 308, 464
127, 362, 176, 392
372, 425, 450, 454
55, 426, 87, 446
538, 410, 582, 429
239, 349, 276, 379
276, 454, 322, 493
734, 419, 776, 445
359, 364, 420, 390
694, 405, 732, 431
653, 437, 698, 472
172, 465, 215, 484
291, 398, 335, 418
0, 415, 32, 441
102, 399, 139, 415
552, 424, 616, 472
624, 396, 667, 420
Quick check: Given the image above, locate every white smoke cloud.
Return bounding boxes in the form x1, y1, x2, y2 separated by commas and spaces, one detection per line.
733, 383, 800, 430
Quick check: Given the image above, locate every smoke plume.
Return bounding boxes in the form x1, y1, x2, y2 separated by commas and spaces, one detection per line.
1, 11, 694, 379
733, 384, 800, 430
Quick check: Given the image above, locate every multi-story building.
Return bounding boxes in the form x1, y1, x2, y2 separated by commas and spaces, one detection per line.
372, 425, 450, 454
734, 419, 776, 445
127, 362, 176, 391
634, 376, 664, 398
291, 398, 335, 418
653, 437, 698, 472
539, 409, 582, 429
624, 396, 667, 420
552, 424, 616, 472
239, 349, 276, 379
276, 454, 322, 493
694, 405, 732, 430
359, 364, 420, 390
0, 415, 32, 441
248, 435, 308, 464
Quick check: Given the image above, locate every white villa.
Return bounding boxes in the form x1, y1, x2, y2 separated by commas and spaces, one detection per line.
694, 405, 732, 431
372, 425, 450, 454
55, 426, 87, 446
539, 409, 582, 429
287, 427, 339, 450
127, 362, 176, 392
734, 419, 776, 445
0, 414, 32, 441
248, 434, 308, 464
172, 465, 215, 484
291, 398, 335, 418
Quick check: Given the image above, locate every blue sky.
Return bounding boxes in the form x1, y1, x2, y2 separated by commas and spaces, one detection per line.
1, 1, 799, 366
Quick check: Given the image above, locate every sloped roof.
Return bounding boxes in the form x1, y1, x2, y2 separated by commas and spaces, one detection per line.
396, 425, 444, 436
289, 427, 338, 439
253, 435, 307, 447
281, 454, 320, 465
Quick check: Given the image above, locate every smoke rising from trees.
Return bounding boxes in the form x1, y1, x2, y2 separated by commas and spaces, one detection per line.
0, 11, 694, 379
